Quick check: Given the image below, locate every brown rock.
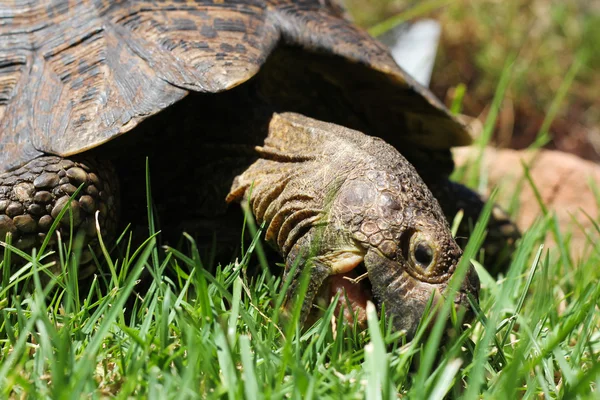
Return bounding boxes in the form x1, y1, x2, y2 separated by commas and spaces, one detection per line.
453, 147, 600, 256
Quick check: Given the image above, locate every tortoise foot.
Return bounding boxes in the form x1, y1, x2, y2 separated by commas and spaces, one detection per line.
0, 156, 119, 271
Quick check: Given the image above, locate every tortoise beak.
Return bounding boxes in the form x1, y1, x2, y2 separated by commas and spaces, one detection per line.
363, 249, 479, 339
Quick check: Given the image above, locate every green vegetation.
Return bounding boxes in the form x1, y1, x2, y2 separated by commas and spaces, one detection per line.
348, 0, 599, 159
1, 151, 599, 397
1, 1, 599, 398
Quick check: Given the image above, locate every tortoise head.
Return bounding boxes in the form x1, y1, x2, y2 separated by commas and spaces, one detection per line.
228, 113, 478, 338
331, 167, 479, 337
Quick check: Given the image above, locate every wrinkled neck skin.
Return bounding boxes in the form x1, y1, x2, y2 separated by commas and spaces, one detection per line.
227, 113, 479, 337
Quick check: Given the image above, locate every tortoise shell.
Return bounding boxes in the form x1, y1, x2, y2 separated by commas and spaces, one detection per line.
0, 0, 470, 172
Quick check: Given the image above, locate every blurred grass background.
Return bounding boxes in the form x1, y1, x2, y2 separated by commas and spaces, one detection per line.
346, 0, 600, 161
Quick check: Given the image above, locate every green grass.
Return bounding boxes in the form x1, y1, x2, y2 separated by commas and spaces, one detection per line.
349, 0, 600, 159
1, 76, 600, 400
1, 3, 599, 397
1, 173, 599, 398
1, 128, 600, 398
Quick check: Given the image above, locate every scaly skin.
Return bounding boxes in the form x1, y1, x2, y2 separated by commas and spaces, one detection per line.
427, 179, 520, 275
227, 113, 479, 337
0, 156, 119, 276
0, 110, 480, 336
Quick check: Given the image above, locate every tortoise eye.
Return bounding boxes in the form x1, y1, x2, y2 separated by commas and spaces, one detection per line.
407, 233, 436, 272
413, 241, 434, 269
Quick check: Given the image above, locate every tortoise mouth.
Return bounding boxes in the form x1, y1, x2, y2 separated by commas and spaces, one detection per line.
311, 262, 373, 328
308, 262, 477, 335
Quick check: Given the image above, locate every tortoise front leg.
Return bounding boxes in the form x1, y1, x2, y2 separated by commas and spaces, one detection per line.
427, 179, 520, 275
0, 156, 119, 274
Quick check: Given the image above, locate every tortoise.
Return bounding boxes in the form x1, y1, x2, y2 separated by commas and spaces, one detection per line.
0, 0, 517, 337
